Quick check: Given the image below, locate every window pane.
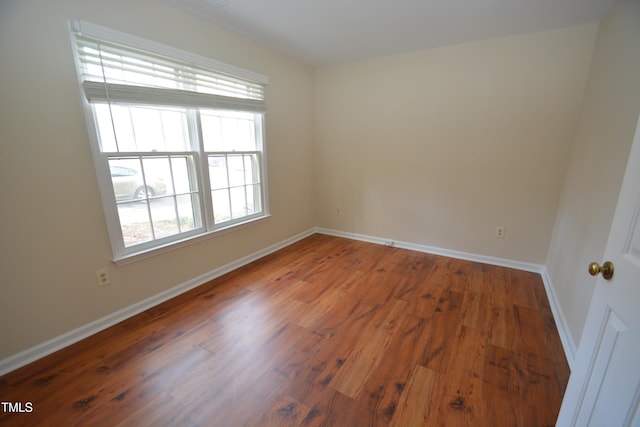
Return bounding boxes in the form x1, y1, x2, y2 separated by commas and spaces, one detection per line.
109, 158, 143, 201
212, 189, 231, 223
142, 157, 172, 196
230, 186, 247, 219
95, 104, 136, 152
171, 156, 195, 194
94, 104, 117, 152
161, 109, 191, 152
247, 184, 261, 214
201, 110, 257, 151
201, 113, 221, 150
244, 154, 259, 185
111, 155, 202, 242
228, 154, 245, 187
110, 157, 170, 201
118, 202, 153, 247
131, 108, 164, 150
176, 194, 199, 232
95, 104, 190, 152
209, 155, 228, 190
150, 198, 179, 239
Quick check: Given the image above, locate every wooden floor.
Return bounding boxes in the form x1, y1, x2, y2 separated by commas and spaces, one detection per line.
0, 234, 569, 426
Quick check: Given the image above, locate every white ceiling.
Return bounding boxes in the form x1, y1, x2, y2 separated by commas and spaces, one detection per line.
165, 0, 616, 66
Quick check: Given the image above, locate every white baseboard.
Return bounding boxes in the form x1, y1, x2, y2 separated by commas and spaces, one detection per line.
0, 228, 316, 377
316, 227, 542, 272
539, 267, 577, 368
316, 227, 577, 368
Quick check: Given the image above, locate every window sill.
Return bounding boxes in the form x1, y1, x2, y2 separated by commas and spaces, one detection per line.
112, 214, 272, 267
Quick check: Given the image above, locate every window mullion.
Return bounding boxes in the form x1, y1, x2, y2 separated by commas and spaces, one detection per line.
167, 155, 182, 234
242, 154, 249, 217
225, 153, 232, 221
138, 155, 157, 241
254, 115, 265, 213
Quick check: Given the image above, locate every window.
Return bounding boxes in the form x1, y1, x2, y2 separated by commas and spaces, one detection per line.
69, 21, 269, 262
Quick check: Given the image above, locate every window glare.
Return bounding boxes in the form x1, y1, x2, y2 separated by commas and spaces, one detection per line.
94, 104, 190, 153
201, 110, 257, 152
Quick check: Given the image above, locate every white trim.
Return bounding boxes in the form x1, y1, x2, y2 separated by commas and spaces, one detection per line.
113, 214, 272, 267
540, 267, 578, 368
315, 227, 577, 367
0, 228, 315, 376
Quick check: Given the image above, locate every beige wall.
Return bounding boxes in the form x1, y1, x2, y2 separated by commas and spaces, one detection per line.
0, 0, 315, 359
314, 26, 597, 264
546, 0, 640, 347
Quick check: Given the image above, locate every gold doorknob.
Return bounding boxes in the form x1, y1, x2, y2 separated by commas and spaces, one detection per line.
588, 261, 614, 280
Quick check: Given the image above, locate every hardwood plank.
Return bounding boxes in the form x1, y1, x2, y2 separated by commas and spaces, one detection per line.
359, 314, 437, 423
469, 262, 510, 307
114, 392, 179, 427
0, 234, 570, 426
279, 301, 380, 405
393, 252, 437, 303
421, 288, 465, 373
330, 299, 408, 398
513, 304, 550, 356
480, 385, 524, 427
483, 344, 526, 398
251, 394, 311, 427
299, 387, 374, 427
522, 351, 564, 427
389, 365, 438, 427
509, 269, 540, 310
424, 257, 472, 293
461, 290, 492, 331
303, 272, 373, 339
488, 304, 517, 350
425, 325, 487, 426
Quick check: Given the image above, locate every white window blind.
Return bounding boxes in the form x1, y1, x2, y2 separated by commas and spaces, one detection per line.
73, 29, 266, 112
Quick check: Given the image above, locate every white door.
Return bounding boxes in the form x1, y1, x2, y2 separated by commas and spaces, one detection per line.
556, 115, 640, 426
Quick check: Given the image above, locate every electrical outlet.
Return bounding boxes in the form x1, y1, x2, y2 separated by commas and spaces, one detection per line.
96, 269, 110, 287
496, 226, 505, 238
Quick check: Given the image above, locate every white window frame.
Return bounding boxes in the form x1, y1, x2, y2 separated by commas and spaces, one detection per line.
68, 21, 270, 265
